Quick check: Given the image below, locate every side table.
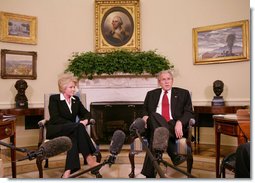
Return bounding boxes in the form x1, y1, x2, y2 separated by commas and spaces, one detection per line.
213, 115, 248, 178
193, 105, 247, 144
0, 118, 16, 178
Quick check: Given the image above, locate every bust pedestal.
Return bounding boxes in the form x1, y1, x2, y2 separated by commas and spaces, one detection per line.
211, 96, 225, 106
16, 101, 28, 108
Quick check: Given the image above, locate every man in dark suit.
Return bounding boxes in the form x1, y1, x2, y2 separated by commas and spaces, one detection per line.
141, 70, 194, 178
235, 142, 250, 178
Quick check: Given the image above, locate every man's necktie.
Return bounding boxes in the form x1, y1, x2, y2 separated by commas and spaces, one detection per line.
162, 90, 170, 122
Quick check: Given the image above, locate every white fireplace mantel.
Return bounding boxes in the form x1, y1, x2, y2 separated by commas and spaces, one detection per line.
79, 76, 158, 110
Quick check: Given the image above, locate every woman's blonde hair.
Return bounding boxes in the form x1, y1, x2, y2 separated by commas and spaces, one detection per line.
58, 72, 78, 93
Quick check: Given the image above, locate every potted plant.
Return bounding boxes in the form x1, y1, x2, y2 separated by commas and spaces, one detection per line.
65, 50, 174, 79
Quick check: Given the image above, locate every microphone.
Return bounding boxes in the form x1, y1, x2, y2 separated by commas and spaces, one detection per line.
17, 136, 72, 161
129, 118, 146, 136
69, 130, 125, 178
153, 127, 169, 153
108, 130, 126, 165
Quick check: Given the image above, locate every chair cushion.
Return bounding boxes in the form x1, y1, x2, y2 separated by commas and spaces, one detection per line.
130, 138, 148, 152
176, 138, 191, 155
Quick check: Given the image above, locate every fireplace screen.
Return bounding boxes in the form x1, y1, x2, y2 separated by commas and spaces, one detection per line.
90, 101, 143, 144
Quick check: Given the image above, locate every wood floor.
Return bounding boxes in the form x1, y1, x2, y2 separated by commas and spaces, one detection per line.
0, 143, 237, 179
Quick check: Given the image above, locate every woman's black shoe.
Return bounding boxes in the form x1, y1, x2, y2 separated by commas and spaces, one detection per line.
91, 167, 103, 178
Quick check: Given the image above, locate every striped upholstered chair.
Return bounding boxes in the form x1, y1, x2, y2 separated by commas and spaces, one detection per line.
36, 93, 101, 178
128, 118, 195, 178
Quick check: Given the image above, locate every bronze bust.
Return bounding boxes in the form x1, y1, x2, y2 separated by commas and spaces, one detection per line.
15, 79, 28, 108
212, 80, 225, 106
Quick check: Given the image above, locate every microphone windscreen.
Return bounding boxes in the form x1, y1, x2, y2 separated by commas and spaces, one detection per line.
129, 118, 145, 134
109, 130, 126, 155
39, 136, 72, 159
153, 127, 169, 152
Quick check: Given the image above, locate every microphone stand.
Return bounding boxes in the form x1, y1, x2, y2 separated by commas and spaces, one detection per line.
135, 129, 166, 178
0, 140, 29, 153
155, 151, 196, 178
68, 156, 117, 178
0, 141, 44, 163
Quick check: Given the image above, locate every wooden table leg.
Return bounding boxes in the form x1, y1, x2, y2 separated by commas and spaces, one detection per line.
194, 126, 197, 145
10, 133, 16, 178
215, 124, 221, 178
197, 126, 200, 144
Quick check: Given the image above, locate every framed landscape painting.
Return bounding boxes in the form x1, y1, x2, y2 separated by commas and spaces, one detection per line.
95, 0, 140, 52
1, 49, 37, 79
193, 20, 250, 65
0, 12, 37, 44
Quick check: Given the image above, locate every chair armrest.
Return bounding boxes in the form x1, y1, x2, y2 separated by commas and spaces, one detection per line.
189, 118, 196, 127
38, 119, 47, 127
89, 119, 100, 145
187, 118, 196, 142
38, 119, 47, 145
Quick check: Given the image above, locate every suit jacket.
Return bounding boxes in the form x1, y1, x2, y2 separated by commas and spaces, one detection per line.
46, 94, 91, 139
142, 87, 194, 128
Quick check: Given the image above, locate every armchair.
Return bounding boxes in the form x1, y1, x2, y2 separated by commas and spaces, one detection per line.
128, 118, 195, 178
36, 93, 101, 178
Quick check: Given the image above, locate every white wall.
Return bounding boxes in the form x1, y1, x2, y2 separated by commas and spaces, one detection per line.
0, 0, 250, 146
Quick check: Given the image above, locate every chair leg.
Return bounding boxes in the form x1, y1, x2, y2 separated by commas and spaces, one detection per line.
222, 167, 226, 178
38, 142, 49, 169
36, 157, 44, 178
128, 152, 135, 178
187, 141, 193, 177
44, 159, 49, 168
186, 141, 193, 176
186, 153, 193, 175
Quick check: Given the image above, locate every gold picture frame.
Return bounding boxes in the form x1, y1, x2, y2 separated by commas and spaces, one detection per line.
95, 0, 140, 53
1, 49, 37, 79
0, 11, 37, 45
193, 20, 250, 65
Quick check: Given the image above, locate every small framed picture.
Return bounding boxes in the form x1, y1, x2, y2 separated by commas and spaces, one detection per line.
0, 11, 37, 45
95, 0, 140, 52
193, 20, 250, 65
1, 49, 37, 79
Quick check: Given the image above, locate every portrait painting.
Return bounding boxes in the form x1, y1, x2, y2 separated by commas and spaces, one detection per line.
1, 49, 37, 79
193, 20, 249, 64
102, 7, 134, 47
95, 0, 140, 52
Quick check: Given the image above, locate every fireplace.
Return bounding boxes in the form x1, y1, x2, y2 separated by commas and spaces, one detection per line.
79, 75, 158, 144
90, 101, 143, 144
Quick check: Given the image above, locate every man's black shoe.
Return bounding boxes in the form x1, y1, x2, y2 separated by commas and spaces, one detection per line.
172, 155, 187, 166
191, 135, 196, 142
